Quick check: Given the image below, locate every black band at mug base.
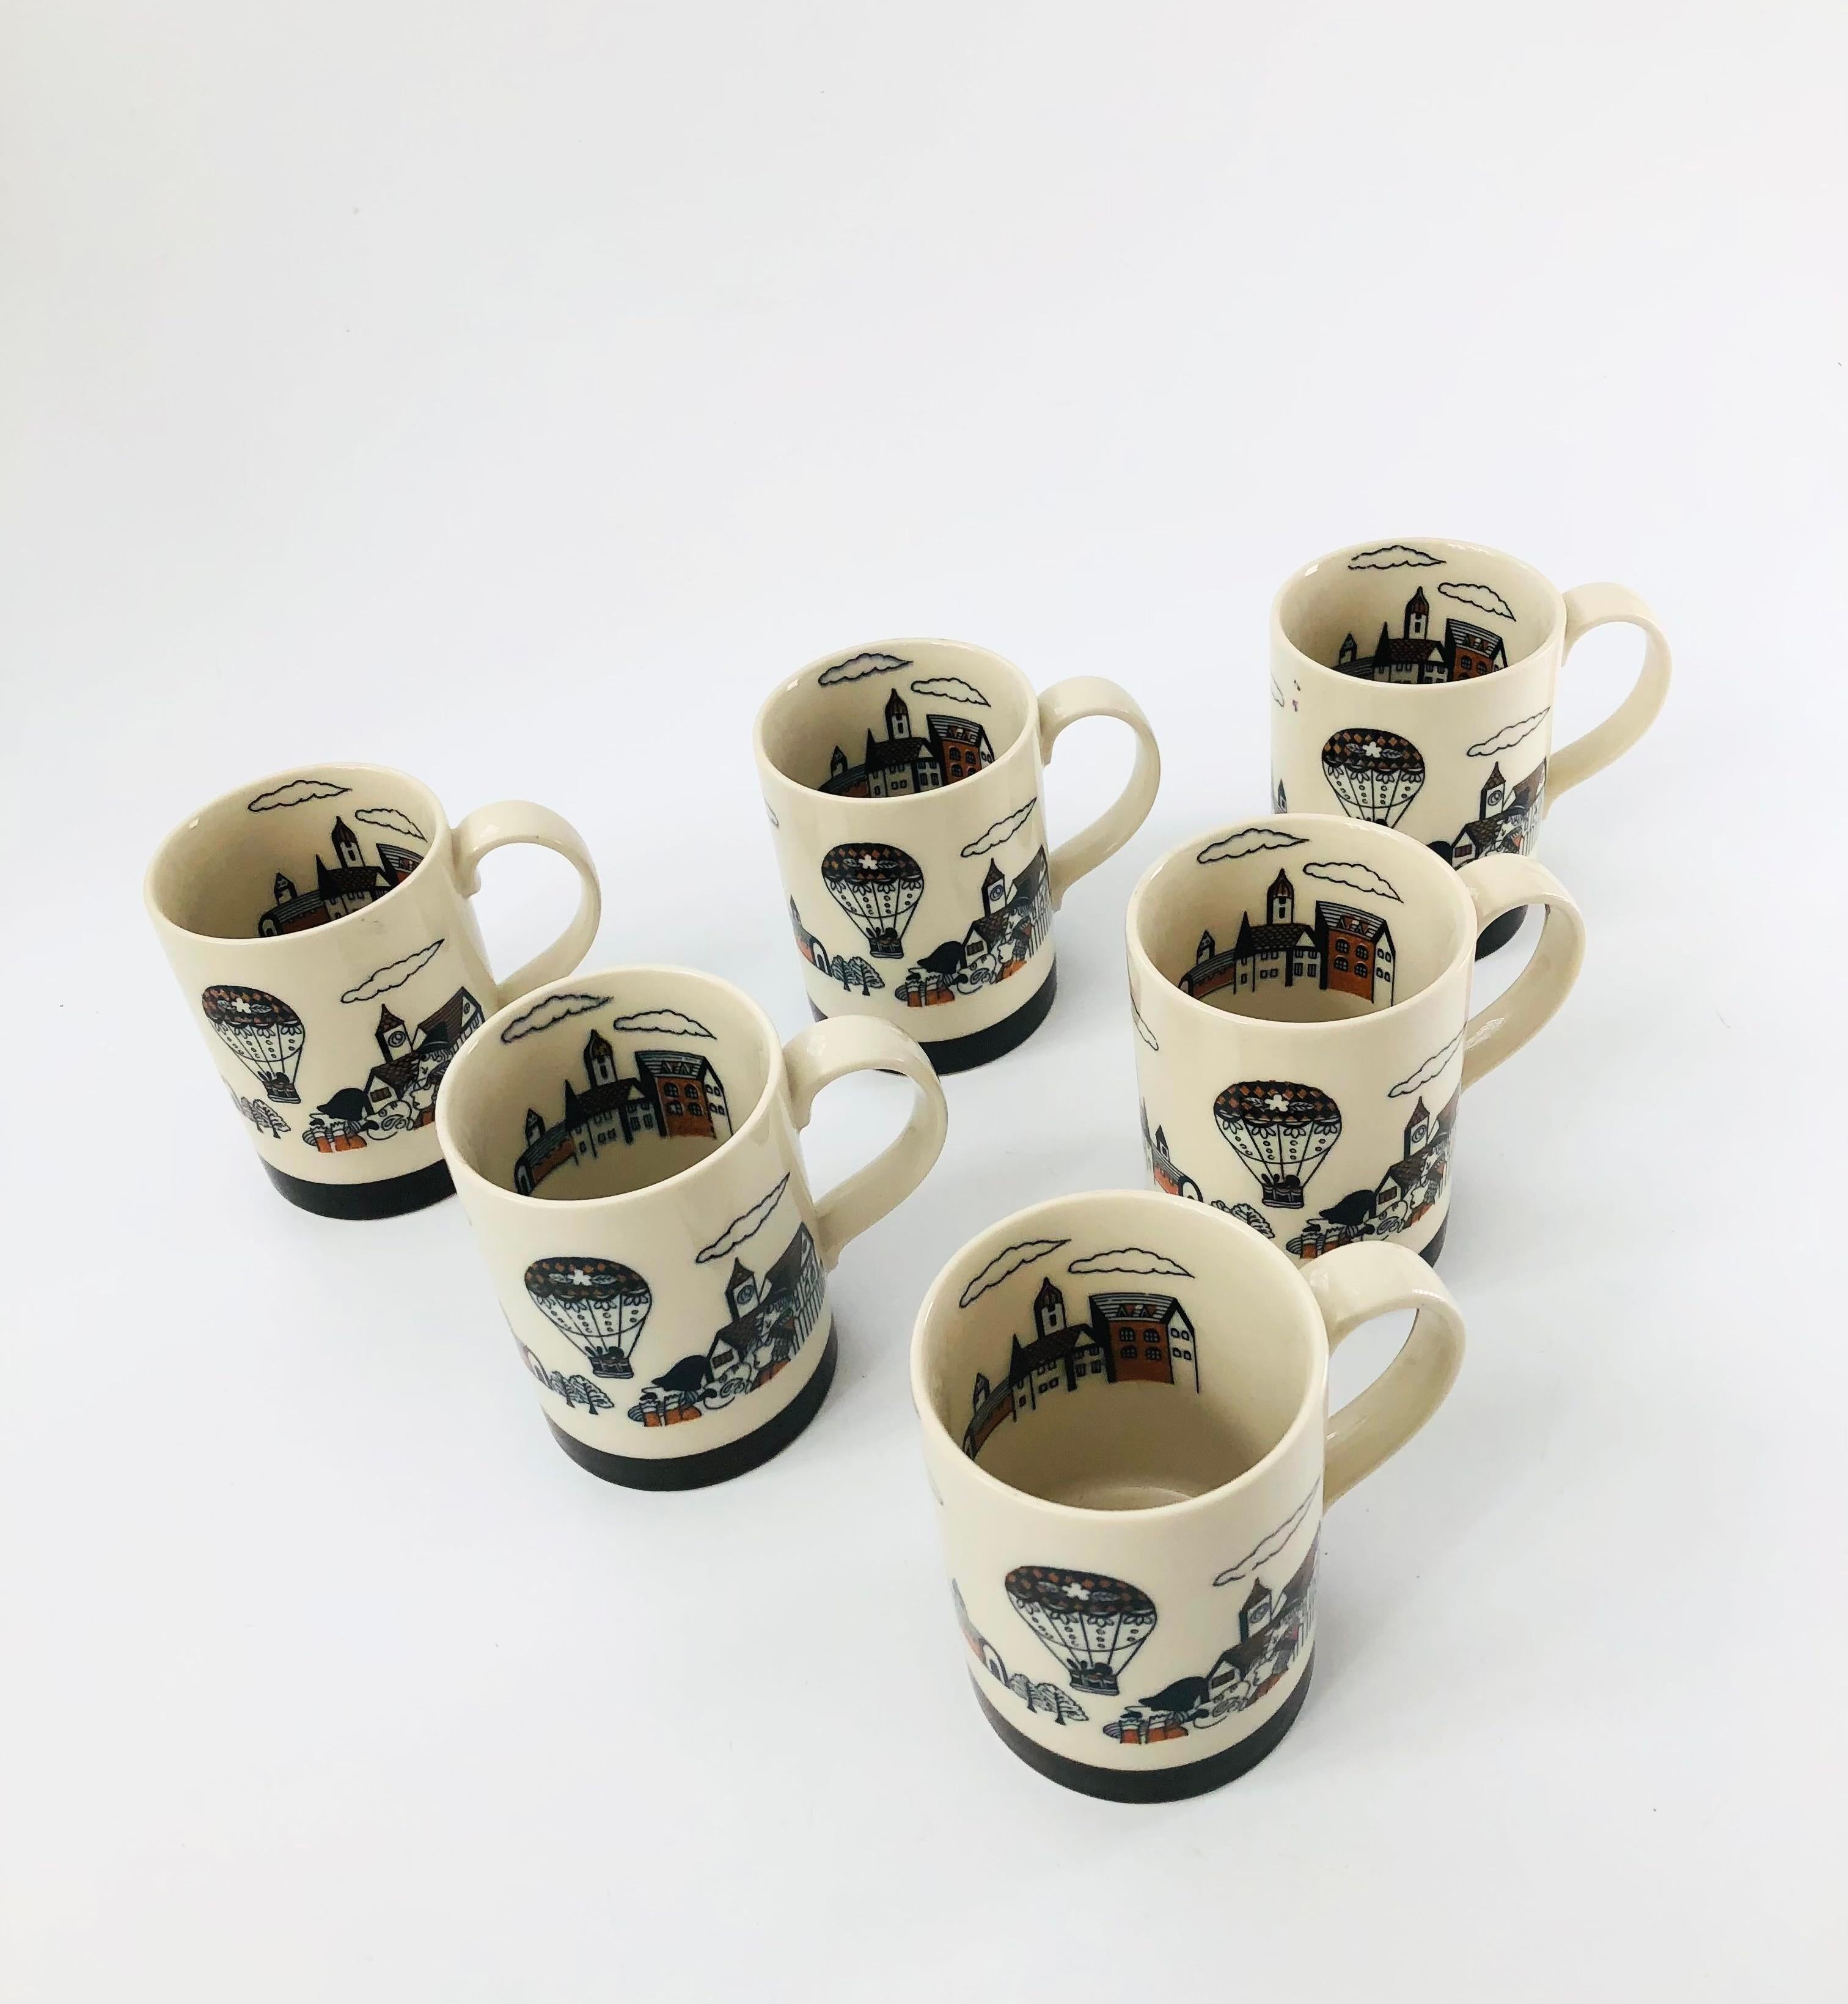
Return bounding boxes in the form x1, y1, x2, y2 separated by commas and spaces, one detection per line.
972, 1650, 1314, 1803
262, 1154, 455, 1220
544, 1326, 839, 1491
810, 962, 1058, 1075
1475, 906, 1527, 957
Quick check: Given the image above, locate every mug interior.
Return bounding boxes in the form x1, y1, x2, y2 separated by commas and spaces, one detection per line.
440, 971, 779, 1203
1133, 817, 1469, 1024
757, 639, 1035, 798
147, 765, 440, 941
918, 1195, 1318, 1511
1277, 538, 1559, 683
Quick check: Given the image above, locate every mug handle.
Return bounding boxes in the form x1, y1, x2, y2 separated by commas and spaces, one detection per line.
450, 801, 603, 1007
1036, 678, 1162, 908
1547, 583, 1672, 801
1304, 1242, 1467, 1507
782, 1016, 949, 1269
1456, 856, 1586, 1088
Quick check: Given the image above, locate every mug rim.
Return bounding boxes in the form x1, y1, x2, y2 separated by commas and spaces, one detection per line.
434, 964, 788, 1213
909, 1189, 1329, 1527
143, 760, 449, 947
1126, 812, 1478, 1037
752, 636, 1040, 804
1272, 534, 1566, 688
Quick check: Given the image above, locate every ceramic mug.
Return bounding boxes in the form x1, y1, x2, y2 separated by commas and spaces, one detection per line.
754, 639, 1161, 1071
1269, 536, 1670, 953
913, 1189, 1465, 1800
435, 966, 948, 1489
1125, 813, 1585, 1265
145, 762, 601, 1219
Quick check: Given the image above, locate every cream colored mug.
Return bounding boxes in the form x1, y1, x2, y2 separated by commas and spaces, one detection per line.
1126, 813, 1585, 1264
913, 1190, 1465, 1799
755, 639, 1160, 1071
145, 762, 601, 1218
1270, 536, 1670, 953
436, 966, 948, 1489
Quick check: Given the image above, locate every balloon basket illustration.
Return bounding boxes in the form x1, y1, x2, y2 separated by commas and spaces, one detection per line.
1320, 727, 1425, 827
821, 842, 925, 961
1213, 1080, 1343, 1210
524, 1257, 653, 1380
201, 985, 306, 1104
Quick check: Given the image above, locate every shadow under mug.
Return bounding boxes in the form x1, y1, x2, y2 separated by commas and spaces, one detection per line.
754, 637, 1160, 1071
435, 966, 948, 1489
145, 762, 601, 1219
912, 1190, 1465, 1800
1125, 813, 1585, 1266
1269, 536, 1670, 955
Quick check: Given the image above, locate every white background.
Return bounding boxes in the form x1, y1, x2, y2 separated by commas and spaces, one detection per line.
3, 4, 1843, 1998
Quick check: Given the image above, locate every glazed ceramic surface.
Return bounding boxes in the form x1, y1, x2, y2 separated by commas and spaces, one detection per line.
1269, 537, 1669, 947
1125, 815, 1585, 1263
754, 639, 1160, 1069
436, 966, 948, 1488
912, 1190, 1465, 1800
145, 763, 601, 1216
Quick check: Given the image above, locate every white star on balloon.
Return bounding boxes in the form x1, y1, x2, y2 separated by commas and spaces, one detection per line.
1264, 1091, 1291, 1112
1060, 1581, 1092, 1601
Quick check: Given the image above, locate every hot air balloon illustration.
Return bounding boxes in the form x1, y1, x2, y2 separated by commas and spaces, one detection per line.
1320, 727, 1425, 826
820, 842, 925, 959
1003, 1566, 1157, 1696
200, 985, 306, 1103
524, 1257, 653, 1379
1214, 1080, 1343, 1209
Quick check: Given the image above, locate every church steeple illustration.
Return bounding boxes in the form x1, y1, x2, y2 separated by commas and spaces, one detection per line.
726, 1257, 761, 1320
331, 816, 364, 870
1480, 762, 1508, 818
982, 858, 1008, 916
375, 1004, 410, 1062
884, 687, 912, 740
584, 1027, 617, 1088
1403, 1096, 1432, 1155
1405, 584, 1429, 640
1267, 868, 1295, 925
1033, 1276, 1066, 1339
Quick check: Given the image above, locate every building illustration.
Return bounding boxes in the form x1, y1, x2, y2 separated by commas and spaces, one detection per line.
1180, 868, 1395, 1009
895, 848, 1052, 1008
1102, 1534, 1318, 1745
1142, 1103, 1203, 1200
1434, 759, 1546, 867
626, 1223, 826, 1426
961, 1276, 1198, 1460
257, 815, 423, 934
819, 686, 994, 797
299, 986, 483, 1150
790, 900, 886, 996
1332, 585, 1509, 685
953, 1582, 1090, 1725
513, 1027, 731, 1194
1284, 1087, 1461, 1258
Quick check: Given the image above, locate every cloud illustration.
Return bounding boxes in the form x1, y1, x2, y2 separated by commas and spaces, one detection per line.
1346, 543, 1443, 571
1196, 826, 1308, 865
695, 1175, 791, 1264
609, 1008, 716, 1039
1212, 1201, 1275, 1239
958, 1238, 1070, 1309
1438, 579, 1517, 622
1302, 859, 1402, 902
353, 806, 427, 842
818, 650, 911, 686
499, 992, 614, 1043
340, 939, 444, 1004
1131, 997, 1159, 1051
1388, 1027, 1465, 1099
1466, 708, 1550, 758
1068, 1247, 1194, 1279
910, 674, 991, 708
961, 799, 1037, 858
247, 777, 349, 812
1213, 1479, 1321, 1587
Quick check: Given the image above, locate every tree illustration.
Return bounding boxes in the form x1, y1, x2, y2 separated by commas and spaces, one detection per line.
829, 953, 886, 996
554, 1373, 614, 1414
250, 1099, 290, 1137
1030, 1683, 1088, 1725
